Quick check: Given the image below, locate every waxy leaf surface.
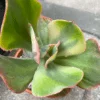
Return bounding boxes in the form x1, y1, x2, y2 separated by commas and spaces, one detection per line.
0, 0, 41, 50
48, 20, 86, 57
38, 18, 86, 57
0, 55, 38, 92
55, 39, 100, 89
32, 61, 83, 97
37, 17, 51, 46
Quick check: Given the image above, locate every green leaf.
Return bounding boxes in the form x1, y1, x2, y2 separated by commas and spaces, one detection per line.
37, 17, 51, 46
41, 41, 60, 68
22, 49, 34, 59
0, 0, 42, 50
44, 45, 58, 68
32, 61, 83, 97
28, 24, 40, 64
55, 39, 100, 89
48, 20, 86, 57
0, 55, 38, 93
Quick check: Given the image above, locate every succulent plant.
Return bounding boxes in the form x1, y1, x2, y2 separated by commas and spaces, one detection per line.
0, 0, 100, 97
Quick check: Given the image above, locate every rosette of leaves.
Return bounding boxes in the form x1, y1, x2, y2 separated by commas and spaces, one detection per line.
0, 0, 100, 97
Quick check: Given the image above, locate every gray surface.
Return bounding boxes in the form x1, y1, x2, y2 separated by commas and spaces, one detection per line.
1, 77, 100, 100
40, 0, 100, 38
1, 0, 100, 100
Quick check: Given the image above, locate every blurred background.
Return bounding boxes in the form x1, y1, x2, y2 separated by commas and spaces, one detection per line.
0, 0, 100, 100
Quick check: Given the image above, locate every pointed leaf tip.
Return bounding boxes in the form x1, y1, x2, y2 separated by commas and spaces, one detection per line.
45, 41, 60, 68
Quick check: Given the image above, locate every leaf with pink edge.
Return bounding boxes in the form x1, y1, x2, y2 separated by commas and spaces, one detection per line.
55, 39, 100, 89
0, 0, 41, 50
47, 20, 86, 57
32, 60, 83, 97
0, 55, 38, 93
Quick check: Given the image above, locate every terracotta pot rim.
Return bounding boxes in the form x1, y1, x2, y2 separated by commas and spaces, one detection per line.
25, 88, 32, 94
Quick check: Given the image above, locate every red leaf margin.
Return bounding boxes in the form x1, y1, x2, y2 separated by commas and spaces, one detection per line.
77, 38, 100, 90
0, 4, 99, 96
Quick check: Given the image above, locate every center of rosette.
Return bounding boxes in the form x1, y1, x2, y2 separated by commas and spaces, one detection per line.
41, 41, 60, 68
